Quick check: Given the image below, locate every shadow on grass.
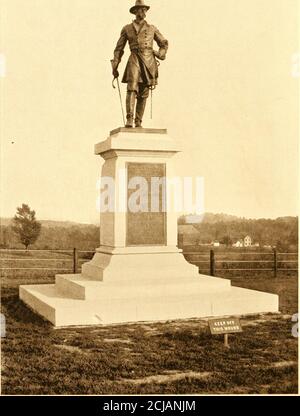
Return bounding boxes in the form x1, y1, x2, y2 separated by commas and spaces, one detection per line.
2, 290, 50, 328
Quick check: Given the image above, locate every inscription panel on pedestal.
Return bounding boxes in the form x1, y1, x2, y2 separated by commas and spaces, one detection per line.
126, 163, 167, 246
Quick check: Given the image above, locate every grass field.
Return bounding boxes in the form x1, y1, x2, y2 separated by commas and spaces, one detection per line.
1, 272, 298, 395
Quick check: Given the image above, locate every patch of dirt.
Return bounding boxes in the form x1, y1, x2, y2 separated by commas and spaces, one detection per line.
281, 315, 293, 320
168, 321, 208, 331
122, 347, 132, 353
137, 326, 163, 336
54, 344, 88, 354
252, 360, 297, 370
231, 387, 253, 394
103, 338, 132, 344
271, 361, 297, 369
260, 384, 272, 390
243, 316, 288, 327
148, 332, 163, 337
121, 371, 213, 385
139, 325, 156, 331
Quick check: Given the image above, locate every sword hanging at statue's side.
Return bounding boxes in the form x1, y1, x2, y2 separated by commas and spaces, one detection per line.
111, 60, 126, 127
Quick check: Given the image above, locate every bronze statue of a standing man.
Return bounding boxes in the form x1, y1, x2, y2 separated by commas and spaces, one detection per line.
111, 0, 168, 128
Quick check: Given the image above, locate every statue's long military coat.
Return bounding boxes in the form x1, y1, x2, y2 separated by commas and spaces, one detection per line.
112, 21, 168, 91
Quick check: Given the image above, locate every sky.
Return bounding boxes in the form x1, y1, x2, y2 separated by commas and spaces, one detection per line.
0, 0, 299, 224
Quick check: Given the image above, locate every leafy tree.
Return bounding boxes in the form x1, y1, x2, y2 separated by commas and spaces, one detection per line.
12, 204, 41, 249
221, 235, 233, 247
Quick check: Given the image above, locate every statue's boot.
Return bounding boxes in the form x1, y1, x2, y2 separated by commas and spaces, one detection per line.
125, 91, 136, 128
135, 98, 147, 128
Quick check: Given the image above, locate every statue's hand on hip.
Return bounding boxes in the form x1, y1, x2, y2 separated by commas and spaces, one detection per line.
154, 50, 166, 61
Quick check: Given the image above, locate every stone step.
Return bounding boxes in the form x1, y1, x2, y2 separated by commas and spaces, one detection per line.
81, 251, 202, 282
19, 284, 279, 327
55, 273, 231, 301
55, 274, 86, 299
19, 284, 99, 326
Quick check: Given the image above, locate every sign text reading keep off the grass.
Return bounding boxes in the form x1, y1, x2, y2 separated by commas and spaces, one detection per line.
209, 318, 243, 335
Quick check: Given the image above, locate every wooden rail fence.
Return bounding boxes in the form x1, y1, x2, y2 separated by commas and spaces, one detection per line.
0, 248, 298, 277
183, 248, 298, 277
0, 249, 95, 275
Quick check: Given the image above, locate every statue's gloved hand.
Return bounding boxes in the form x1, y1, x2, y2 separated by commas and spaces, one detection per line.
111, 59, 120, 78
113, 68, 119, 78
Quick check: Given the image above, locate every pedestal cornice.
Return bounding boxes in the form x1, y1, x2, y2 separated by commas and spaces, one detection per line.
95, 127, 181, 159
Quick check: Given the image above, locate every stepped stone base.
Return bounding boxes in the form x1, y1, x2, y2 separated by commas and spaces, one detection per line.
19, 281, 279, 327
19, 250, 279, 327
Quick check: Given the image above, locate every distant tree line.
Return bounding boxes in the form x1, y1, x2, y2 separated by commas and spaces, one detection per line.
1, 208, 297, 252
178, 214, 298, 251
1, 223, 99, 251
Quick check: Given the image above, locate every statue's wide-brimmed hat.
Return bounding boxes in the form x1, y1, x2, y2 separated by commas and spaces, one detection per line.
130, 0, 150, 14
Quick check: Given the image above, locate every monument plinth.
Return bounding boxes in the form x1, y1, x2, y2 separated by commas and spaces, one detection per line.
82, 128, 187, 282
19, 128, 279, 327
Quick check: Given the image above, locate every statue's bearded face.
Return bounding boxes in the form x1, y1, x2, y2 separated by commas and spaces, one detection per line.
135, 7, 147, 20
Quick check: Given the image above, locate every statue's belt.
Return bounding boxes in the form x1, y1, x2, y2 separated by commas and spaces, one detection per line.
131, 47, 153, 53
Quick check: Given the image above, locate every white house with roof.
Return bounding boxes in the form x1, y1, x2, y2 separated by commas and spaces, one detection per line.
232, 240, 244, 248
211, 241, 220, 247
232, 236, 253, 248
244, 235, 252, 247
